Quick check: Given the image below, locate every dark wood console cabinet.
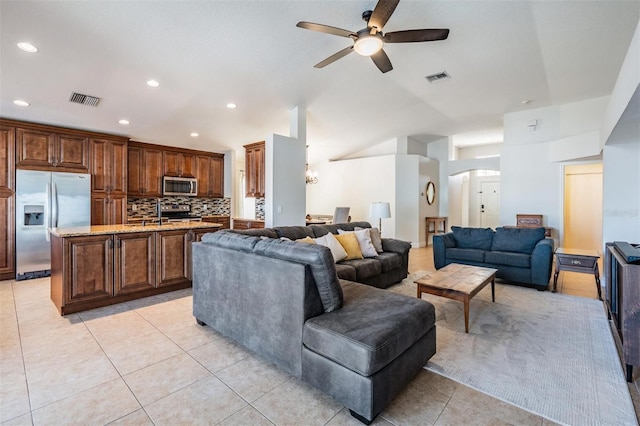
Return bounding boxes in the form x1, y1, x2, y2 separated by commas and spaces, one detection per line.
605, 243, 640, 382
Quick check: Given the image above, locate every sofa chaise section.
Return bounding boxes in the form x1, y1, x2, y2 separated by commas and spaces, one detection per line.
192, 231, 436, 424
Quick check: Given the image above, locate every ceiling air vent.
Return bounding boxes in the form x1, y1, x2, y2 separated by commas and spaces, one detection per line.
425, 71, 451, 83
69, 92, 101, 107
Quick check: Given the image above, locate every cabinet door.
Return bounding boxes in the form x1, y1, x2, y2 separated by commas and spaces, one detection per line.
156, 229, 190, 287
90, 138, 110, 193
196, 155, 211, 197
210, 156, 224, 198
16, 128, 55, 169
163, 151, 181, 177
114, 232, 155, 294
0, 126, 15, 193
109, 195, 126, 225
0, 126, 15, 280
0, 195, 15, 280
180, 153, 197, 178
144, 148, 163, 197
254, 145, 265, 197
110, 140, 128, 195
245, 149, 256, 197
56, 134, 89, 171
64, 235, 113, 304
91, 195, 109, 225
127, 146, 143, 195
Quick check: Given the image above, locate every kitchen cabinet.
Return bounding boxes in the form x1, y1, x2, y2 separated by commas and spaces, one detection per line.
196, 154, 225, 198
52, 234, 114, 307
156, 229, 190, 287
164, 150, 197, 178
91, 137, 128, 225
50, 223, 221, 314
202, 216, 230, 229
0, 125, 15, 280
244, 141, 265, 197
90, 138, 127, 195
232, 218, 265, 230
114, 232, 156, 295
16, 127, 89, 172
127, 142, 162, 197
91, 194, 126, 226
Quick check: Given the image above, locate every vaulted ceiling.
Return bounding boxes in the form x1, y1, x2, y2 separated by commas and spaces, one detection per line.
1, 1, 638, 163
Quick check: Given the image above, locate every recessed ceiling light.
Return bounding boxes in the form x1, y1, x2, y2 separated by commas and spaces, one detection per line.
226, 103, 237, 109
146, 80, 159, 87
521, 100, 533, 104
118, 119, 130, 125
13, 100, 30, 107
17, 42, 38, 53
190, 132, 199, 137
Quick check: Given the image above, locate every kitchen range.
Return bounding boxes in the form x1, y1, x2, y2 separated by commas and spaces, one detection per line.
160, 204, 202, 222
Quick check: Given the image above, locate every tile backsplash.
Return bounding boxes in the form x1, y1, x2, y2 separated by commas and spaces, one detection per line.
255, 197, 265, 220
128, 196, 231, 219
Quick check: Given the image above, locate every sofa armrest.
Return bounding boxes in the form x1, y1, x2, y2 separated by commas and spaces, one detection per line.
433, 233, 455, 270
530, 238, 554, 286
381, 238, 411, 255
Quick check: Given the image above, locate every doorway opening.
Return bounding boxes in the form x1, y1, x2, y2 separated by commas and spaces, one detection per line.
448, 169, 500, 229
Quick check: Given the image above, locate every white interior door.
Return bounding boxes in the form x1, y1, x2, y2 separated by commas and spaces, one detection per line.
480, 181, 500, 229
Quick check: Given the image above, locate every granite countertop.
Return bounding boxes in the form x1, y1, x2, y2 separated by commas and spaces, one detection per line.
201, 215, 231, 219
232, 218, 265, 222
49, 222, 223, 237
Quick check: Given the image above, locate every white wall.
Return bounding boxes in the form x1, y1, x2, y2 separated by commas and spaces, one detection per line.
265, 134, 306, 227
396, 156, 419, 244
456, 143, 502, 160
601, 20, 640, 246
306, 155, 397, 235
419, 157, 440, 245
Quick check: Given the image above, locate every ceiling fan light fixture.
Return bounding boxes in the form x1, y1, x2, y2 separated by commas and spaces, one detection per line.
354, 34, 383, 56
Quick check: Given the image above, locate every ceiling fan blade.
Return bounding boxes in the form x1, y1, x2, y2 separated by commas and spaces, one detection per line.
296, 21, 356, 38
384, 28, 450, 43
314, 46, 354, 68
368, 0, 400, 31
371, 49, 393, 73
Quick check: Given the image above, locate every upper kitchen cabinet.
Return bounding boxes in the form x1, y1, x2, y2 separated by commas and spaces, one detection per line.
127, 142, 162, 197
16, 127, 89, 172
196, 154, 224, 198
0, 125, 15, 194
244, 141, 265, 198
90, 138, 128, 195
163, 150, 197, 178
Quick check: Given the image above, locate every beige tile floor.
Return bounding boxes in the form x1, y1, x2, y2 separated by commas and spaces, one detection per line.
0, 246, 636, 426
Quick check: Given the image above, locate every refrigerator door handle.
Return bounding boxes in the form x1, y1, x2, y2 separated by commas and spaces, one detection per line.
46, 183, 52, 242
52, 182, 59, 228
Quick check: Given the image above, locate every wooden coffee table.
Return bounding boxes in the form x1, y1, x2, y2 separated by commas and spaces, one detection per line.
415, 263, 498, 333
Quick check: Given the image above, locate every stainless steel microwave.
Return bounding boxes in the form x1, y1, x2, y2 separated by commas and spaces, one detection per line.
162, 176, 198, 196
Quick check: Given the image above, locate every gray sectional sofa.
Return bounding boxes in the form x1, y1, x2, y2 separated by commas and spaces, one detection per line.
192, 226, 436, 424
433, 226, 554, 290
236, 221, 411, 289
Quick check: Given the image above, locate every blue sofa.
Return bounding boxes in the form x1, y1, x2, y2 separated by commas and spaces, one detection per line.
433, 226, 554, 290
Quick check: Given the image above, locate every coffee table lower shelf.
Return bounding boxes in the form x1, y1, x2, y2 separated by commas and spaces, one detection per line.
415, 263, 498, 333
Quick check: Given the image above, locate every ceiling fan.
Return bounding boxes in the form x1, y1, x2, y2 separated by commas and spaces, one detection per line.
296, 0, 449, 73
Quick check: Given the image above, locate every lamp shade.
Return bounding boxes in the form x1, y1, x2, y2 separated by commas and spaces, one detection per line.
369, 202, 391, 219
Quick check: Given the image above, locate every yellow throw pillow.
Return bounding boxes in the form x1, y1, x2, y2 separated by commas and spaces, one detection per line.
335, 233, 363, 260
295, 236, 316, 244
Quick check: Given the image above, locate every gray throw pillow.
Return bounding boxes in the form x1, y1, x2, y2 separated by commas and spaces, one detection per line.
355, 226, 383, 252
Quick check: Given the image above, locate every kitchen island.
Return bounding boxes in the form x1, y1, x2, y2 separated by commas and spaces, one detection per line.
49, 222, 222, 315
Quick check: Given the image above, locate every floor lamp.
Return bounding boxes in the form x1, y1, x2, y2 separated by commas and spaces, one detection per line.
369, 202, 391, 235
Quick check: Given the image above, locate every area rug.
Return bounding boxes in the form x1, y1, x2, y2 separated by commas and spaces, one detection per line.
391, 271, 638, 426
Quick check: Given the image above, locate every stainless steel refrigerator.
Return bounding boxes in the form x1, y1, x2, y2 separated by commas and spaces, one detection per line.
16, 170, 91, 280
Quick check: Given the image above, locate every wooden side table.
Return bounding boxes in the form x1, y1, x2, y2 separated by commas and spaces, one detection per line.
553, 248, 602, 300
425, 216, 447, 245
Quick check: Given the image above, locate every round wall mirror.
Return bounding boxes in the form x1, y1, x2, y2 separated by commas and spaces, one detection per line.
426, 181, 436, 205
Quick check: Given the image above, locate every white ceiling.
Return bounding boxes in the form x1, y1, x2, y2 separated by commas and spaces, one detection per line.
1, 1, 638, 163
